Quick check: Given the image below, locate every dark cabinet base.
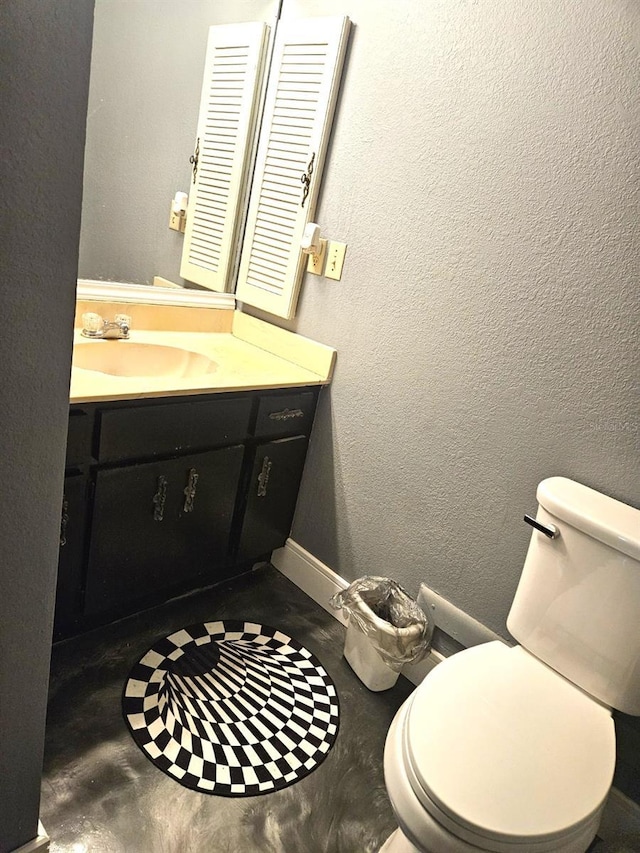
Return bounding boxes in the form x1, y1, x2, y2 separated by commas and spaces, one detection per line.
56, 388, 319, 640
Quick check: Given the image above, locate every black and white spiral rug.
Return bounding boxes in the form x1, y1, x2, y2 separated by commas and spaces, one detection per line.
123, 621, 340, 796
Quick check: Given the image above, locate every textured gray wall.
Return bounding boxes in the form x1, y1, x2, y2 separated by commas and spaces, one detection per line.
0, 2, 93, 850
78, 0, 278, 287
282, 0, 640, 637
0, 1, 635, 846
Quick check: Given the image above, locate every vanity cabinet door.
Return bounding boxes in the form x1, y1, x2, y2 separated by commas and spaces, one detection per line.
54, 475, 88, 639
172, 447, 245, 573
84, 446, 244, 617
237, 435, 308, 563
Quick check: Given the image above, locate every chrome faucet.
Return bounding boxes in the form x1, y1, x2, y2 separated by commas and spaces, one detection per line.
81, 312, 131, 340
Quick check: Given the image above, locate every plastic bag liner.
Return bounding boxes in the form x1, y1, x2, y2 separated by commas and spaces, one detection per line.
330, 576, 432, 672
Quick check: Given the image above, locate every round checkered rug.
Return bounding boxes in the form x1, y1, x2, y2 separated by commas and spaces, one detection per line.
123, 621, 340, 796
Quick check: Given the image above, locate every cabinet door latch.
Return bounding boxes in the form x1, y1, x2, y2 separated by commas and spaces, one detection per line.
153, 475, 168, 522
257, 457, 272, 497
60, 495, 69, 547
183, 468, 199, 513
269, 408, 304, 422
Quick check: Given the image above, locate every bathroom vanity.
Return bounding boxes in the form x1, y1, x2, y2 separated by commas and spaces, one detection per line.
55, 307, 334, 640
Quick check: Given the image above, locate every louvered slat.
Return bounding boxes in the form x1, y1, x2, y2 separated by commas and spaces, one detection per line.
180, 23, 269, 290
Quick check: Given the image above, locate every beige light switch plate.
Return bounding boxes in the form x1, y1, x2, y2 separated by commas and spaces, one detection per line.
325, 241, 347, 280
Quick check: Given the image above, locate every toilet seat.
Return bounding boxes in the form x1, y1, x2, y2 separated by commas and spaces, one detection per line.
402, 642, 615, 851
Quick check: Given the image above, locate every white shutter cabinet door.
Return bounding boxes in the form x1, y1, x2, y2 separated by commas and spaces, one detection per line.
180, 23, 269, 292
236, 16, 351, 319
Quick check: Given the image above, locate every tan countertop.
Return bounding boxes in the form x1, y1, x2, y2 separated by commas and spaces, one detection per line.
70, 310, 336, 404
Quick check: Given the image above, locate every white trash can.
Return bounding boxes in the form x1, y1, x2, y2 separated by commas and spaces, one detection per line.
340, 582, 430, 692
344, 615, 400, 691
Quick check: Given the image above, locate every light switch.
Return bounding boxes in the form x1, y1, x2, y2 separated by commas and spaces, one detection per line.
325, 241, 347, 281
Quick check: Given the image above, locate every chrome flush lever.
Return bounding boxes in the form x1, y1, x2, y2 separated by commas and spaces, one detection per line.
524, 514, 559, 539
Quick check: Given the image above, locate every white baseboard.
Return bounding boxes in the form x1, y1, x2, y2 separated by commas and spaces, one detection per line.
270, 538, 640, 843
270, 539, 349, 626
11, 822, 49, 853
417, 584, 507, 648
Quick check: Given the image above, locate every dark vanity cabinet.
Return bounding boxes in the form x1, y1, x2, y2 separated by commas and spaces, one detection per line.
54, 387, 318, 639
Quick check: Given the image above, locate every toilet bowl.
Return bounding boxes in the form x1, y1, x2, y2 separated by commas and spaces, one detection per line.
383, 643, 612, 853
381, 478, 640, 853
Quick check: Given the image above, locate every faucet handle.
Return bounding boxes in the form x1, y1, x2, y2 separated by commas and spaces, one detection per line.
114, 313, 131, 331
81, 312, 104, 334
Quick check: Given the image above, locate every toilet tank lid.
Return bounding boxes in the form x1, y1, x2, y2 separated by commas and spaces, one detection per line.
538, 477, 640, 562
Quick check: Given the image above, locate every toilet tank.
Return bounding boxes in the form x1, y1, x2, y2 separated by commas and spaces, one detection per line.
507, 477, 640, 715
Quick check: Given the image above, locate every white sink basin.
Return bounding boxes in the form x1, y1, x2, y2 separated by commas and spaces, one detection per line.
73, 341, 218, 378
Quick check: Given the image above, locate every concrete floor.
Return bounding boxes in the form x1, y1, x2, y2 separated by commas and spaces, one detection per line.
42, 564, 612, 853
42, 565, 413, 853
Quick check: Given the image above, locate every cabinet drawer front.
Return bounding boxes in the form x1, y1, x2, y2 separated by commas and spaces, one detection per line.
66, 408, 94, 467
254, 392, 315, 439
97, 397, 251, 463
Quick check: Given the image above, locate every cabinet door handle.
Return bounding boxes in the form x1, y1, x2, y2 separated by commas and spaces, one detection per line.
257, 457, 272, 497
60, 495, 69, 547
183, 468, 199, 513
153, 475, 168, 522
269, 408, 304, 422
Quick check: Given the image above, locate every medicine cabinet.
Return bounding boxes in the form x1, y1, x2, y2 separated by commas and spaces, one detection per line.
181, 15, 351, 319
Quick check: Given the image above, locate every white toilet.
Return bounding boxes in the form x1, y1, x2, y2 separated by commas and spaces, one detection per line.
381, 477, 640, 853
